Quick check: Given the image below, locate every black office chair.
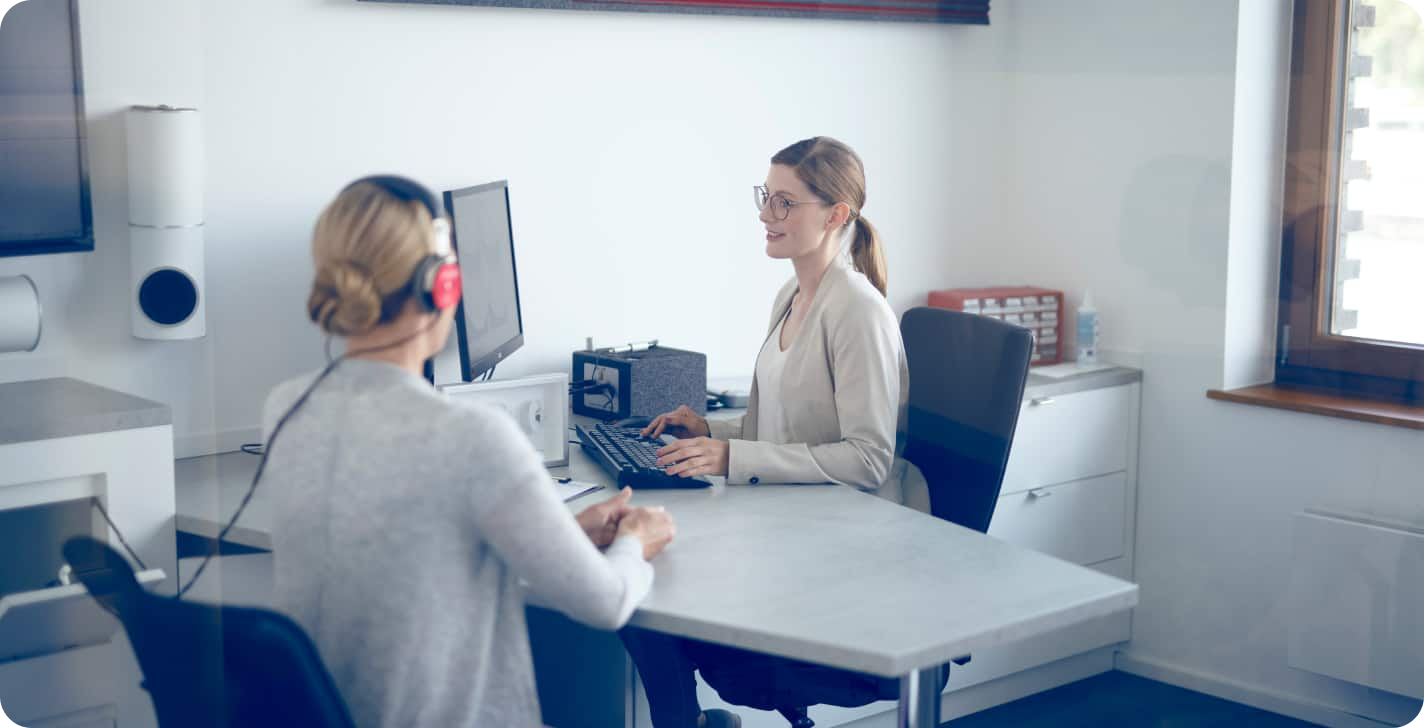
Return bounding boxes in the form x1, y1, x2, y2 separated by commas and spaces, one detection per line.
899, 306, 1034, 532
702, 306, 1034, 727
61, 537, 355, 728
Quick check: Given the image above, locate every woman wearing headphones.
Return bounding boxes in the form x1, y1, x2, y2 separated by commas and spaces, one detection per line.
627, 138, 920, 727
259, 176, 676, 728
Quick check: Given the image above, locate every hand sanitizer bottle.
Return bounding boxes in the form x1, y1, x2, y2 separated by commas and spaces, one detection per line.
1076, 291, 1098, 366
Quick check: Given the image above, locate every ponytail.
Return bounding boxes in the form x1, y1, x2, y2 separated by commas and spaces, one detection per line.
850, 215, 887, 297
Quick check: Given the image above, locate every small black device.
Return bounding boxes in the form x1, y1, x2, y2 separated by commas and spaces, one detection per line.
444, 180, 524, 382
575, 423, 712, 489
572, 344, 706, 420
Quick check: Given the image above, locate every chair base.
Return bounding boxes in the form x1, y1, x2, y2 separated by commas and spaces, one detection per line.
776, 707, 814, 728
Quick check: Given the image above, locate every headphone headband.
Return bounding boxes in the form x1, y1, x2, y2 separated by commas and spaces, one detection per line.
346, 174, 444, 222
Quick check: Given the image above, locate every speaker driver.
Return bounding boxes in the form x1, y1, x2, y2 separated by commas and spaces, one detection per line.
137, 267, 199, 326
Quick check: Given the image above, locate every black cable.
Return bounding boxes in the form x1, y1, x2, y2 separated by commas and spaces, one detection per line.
91, 496, 149, 572
239, 443, 265, 455
177, 356, 345, 598
176, 317, 441, 599
589, 361, 616, 413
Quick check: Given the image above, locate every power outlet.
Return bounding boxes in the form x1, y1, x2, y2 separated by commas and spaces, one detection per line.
439, 372, 570, 466
580, 362, 620, 415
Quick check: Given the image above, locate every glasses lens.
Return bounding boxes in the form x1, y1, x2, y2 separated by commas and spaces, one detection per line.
754, 186, 769, 211
772, 194, 790, 221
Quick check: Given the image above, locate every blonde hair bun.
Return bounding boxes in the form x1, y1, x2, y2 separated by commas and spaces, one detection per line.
308, 260, 384, 336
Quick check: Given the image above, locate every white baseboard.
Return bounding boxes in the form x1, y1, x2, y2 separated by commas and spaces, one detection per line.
1116, 651, 1412, 728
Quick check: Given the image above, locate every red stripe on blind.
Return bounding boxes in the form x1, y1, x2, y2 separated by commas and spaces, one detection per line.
572, 0, 980, 15
599, 0, 973, 6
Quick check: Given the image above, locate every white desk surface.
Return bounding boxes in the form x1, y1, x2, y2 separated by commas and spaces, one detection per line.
174, 429, 1137, 679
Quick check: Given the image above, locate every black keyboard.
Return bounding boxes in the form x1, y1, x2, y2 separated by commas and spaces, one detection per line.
575, 423, 711, 489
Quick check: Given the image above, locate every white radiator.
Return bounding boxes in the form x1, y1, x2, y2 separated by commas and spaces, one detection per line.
1287, 509, 1424, 699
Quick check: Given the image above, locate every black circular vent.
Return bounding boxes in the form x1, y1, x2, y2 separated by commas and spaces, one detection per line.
138, 268, 198, 326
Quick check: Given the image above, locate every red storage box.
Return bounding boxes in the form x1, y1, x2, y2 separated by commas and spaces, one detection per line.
927, 286, 1064, 365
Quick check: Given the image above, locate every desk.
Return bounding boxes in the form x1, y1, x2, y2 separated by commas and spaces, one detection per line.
174, 370, 1140, 728
546, 437, 1136, 728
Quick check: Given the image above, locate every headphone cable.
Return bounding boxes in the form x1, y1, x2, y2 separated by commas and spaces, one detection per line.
172, 317, 442, 598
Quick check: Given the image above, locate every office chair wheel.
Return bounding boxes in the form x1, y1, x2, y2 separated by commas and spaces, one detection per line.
699, 708, 743, 728
775, 707, 814, 728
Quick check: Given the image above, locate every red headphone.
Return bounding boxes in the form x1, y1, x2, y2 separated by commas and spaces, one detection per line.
410, 242, 462, 313
348, 175, 462, 314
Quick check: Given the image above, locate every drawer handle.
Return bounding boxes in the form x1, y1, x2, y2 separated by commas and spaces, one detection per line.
1029, 397, 1055, 406
1028, 488, 1053, 499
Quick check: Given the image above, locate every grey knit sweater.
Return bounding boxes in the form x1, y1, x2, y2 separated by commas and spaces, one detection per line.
261, 359, 651, 728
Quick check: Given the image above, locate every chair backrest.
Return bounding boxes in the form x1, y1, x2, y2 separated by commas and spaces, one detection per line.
900, 307, 1033, 533
61, 537, 355, 728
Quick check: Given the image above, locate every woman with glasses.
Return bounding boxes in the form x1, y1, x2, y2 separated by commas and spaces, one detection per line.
643, 135, 916, 505
626, 137, 920, 728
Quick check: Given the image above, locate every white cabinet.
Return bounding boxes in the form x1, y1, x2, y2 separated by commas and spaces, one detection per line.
1000, 384, 1133, 496
0, 379, 177, 728
942, 380, 1140, 717
989, 472, 1127, 567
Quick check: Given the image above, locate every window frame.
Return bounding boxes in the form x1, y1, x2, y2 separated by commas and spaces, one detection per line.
1278, 0, 1424, 404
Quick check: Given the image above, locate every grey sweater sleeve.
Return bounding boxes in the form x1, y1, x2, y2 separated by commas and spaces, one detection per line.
465, 408, 653, 630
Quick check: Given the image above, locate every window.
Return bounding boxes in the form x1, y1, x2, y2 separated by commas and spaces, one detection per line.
1280, 0, 1424, 404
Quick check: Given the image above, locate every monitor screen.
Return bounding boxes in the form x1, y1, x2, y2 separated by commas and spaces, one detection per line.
0, 0, 93, 258
444, 180, 523, 381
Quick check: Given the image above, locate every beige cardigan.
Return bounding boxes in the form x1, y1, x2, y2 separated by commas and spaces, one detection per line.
710, 258, 922, 506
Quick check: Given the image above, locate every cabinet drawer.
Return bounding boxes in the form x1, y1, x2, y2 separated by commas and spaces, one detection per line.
0, 569, 165, 662
988, 472, 1126, 566
1001, 385, 1132, 495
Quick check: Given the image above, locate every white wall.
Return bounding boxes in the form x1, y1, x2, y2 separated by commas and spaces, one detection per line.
953, 1, 1424, 725
9, 0, 1422, 722
1, 0, 987, 455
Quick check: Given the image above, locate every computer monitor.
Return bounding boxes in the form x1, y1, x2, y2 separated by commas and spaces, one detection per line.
443, 180, 524, 382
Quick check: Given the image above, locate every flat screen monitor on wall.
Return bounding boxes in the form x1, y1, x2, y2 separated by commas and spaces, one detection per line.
444, 180, 524, 382
0, 0, 92, 258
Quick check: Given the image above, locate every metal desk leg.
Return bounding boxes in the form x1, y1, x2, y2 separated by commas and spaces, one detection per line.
897, 665, 941, 728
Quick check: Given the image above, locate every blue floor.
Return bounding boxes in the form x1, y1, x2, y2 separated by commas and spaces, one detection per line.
943, 671, 1321, 728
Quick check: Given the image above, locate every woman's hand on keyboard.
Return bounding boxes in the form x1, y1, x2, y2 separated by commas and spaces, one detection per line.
655, 436, 729, 478
643, 405, 710, 439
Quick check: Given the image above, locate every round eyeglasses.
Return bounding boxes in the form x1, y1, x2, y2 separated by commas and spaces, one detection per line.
754, 185, 824, 222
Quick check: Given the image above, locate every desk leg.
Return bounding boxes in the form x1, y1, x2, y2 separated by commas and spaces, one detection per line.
897, 666, 941, 728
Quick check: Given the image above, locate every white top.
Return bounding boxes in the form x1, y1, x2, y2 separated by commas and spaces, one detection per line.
754, 313, 791, 444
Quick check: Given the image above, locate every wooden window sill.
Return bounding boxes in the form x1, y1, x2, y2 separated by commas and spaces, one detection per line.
1207, 384, 1424, 431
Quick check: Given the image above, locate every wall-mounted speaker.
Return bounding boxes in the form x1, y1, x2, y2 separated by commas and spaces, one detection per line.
126, 105, 205, 340
0, 275, 42, 353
